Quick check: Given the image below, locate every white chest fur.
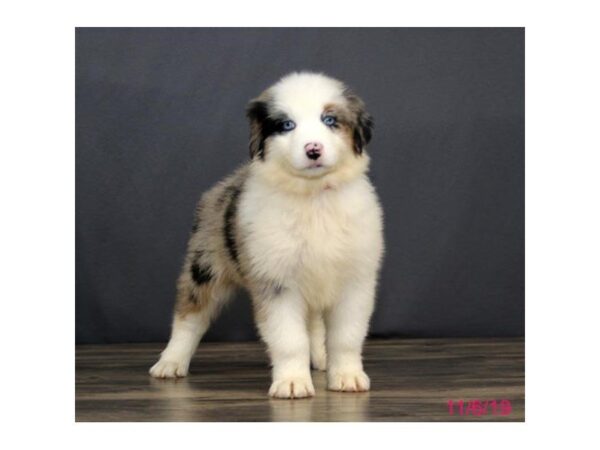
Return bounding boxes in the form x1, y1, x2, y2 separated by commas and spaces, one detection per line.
238, 174, 383, 308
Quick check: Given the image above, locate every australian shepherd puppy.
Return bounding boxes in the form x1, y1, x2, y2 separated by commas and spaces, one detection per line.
150, 72, 384, 398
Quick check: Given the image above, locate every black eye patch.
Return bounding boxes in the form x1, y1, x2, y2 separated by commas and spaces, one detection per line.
266, 115, 295, 134
274, 119, 296, 133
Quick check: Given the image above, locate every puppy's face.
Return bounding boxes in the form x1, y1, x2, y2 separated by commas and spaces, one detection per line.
247, 73, 373, 180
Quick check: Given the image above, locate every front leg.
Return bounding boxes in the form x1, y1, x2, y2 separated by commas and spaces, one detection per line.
326, 278, 376, 392
254, 287, 314, 399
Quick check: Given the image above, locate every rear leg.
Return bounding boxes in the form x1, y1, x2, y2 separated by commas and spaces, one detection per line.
150, 260, 234, 378
309, 310, 327, 371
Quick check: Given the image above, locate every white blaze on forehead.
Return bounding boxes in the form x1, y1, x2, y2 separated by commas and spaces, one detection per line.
269, 72, 346, 117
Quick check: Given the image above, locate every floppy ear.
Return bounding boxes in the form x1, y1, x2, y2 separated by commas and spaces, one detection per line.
246, 98, 269, 160
344, 91, 374, 155
354, 108, 374, 155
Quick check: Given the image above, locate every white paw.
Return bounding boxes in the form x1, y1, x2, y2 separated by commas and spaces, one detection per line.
311, 352, 327, 372
328, 370, 370, 392
269, 376, 315, 399
149, 358, 189, 378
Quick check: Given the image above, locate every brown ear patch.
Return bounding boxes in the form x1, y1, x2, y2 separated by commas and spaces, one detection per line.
343, 90, 374, 155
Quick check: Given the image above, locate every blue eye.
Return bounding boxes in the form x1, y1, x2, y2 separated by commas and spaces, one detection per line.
322, 115, 337, 127
281, 120, 296, 131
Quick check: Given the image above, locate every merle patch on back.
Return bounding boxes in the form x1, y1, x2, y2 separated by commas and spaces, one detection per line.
191, 261, 212, 285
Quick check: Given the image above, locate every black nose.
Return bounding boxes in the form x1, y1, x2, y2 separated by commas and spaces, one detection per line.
305, 142, 323, 160
306, 149, 321, 160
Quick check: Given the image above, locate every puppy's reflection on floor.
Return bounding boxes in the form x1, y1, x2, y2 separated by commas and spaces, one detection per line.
149, 377, 203, 421
322, 391, 370, 422
269, 396, 315, 421
269, 392, 370, 422
150, 372, 370, 422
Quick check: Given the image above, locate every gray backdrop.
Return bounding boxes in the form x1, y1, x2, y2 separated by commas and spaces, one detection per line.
76, 28, 524, 344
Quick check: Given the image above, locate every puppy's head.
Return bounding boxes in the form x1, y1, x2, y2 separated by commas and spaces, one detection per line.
246, 72, 373, 186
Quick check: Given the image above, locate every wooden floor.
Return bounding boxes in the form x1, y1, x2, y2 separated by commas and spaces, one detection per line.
76, 338, 524, 422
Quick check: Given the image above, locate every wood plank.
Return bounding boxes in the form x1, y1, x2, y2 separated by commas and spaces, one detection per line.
76, 338, 524, 422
